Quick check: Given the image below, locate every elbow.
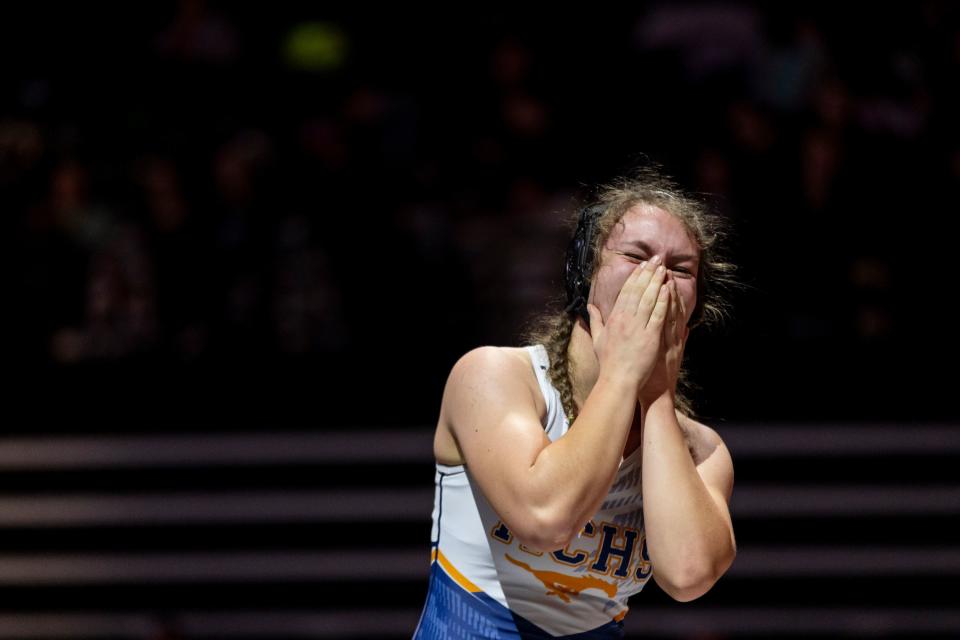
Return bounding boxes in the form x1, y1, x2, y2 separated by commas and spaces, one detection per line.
657, 567, 714, 603
510, 509, 581, 553
658, 546, 737, 603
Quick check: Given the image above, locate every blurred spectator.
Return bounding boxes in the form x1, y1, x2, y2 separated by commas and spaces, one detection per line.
6, 5, 960, 421
156, 0, 239, 65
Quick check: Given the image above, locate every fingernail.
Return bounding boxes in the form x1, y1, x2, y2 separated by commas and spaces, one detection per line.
651, 255, 662, 264
657, 265, 665, 273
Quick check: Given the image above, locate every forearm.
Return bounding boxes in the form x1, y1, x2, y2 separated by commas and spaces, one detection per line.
641, 394, 735, 595
525, 372, 638, 546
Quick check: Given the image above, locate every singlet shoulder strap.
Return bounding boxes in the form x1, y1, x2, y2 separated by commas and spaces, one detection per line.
524, 345, 568, 438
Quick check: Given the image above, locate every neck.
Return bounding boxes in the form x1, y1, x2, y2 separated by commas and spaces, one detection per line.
567, 318, 602, 412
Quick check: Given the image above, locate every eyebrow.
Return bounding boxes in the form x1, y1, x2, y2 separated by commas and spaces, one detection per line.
624, 239, 699, 264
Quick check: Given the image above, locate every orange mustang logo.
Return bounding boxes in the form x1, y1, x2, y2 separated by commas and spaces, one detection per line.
504, 554, 618, 603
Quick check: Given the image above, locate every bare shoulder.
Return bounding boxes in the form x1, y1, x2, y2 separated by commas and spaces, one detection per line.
451, 345, 534, 377
444, 346, 541, 404
676, 411, 734, 500
676, 413, 724, 457
434, 346, 545, 465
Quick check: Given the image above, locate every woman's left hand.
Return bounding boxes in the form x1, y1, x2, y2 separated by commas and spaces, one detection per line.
639, 280, 689, 407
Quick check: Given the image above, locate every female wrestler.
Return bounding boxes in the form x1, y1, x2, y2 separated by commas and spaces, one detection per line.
414, 167, 737, 638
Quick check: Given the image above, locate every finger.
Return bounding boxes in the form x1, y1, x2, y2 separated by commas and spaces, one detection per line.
612, 259, 651, 315
671, 281, 688, 335
631, 255, 661, 303
586, 303, 604, 337
637, 263, 667, 321
674, 281, 687, 323
646, 282, 670, 329
663, 283, 680, 344
671, 282, 683, 338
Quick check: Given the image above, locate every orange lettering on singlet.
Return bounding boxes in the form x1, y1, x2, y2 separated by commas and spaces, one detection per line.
504, 554, 618, 603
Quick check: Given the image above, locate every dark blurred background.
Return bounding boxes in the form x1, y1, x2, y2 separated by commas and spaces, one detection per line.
3, 2, 959, 639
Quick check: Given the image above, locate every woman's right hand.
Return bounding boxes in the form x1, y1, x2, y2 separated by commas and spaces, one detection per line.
586, 256, 670, 391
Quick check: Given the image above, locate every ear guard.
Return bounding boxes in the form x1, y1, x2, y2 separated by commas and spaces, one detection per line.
563, 205, 605, 324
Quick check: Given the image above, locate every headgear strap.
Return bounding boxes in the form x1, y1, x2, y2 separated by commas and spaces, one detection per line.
563, 204, 604, 324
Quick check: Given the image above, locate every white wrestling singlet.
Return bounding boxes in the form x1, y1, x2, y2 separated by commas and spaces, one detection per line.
413, 344, 653, 639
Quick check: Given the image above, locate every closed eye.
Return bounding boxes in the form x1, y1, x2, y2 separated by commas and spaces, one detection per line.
624, 252, 694, 277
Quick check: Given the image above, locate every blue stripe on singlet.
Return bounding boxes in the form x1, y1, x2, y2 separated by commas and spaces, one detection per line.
412, 562, 625, 639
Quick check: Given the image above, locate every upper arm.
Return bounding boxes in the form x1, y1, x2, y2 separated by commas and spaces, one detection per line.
440, 347, 553, 542
692, 422, 736, 550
